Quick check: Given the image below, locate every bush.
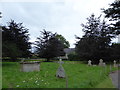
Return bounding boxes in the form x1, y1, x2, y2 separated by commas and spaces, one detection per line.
68, 52, 79, 61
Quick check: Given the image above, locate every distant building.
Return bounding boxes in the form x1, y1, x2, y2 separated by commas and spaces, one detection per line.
59, 48, 75, 59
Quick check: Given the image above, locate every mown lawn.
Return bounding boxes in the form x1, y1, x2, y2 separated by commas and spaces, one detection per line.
2, 61, 117, 88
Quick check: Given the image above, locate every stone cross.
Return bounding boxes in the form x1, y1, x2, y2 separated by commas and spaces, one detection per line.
99, 59, 103, 66
56, 58, 65, 78
113, 60, 117, 67
88, 60, 92, 66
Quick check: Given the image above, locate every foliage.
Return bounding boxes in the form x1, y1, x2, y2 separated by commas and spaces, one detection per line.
102, 0, 120, 34
35, 29, 65, 61
75, 14, 113, 63
68, 52, 79, 61
2, 61, 117, 88
56, 34, 70, 48
102, 0, 120, 61
2, 20, 31, 60
111, 43, 120, 60
2, 42, 22, 61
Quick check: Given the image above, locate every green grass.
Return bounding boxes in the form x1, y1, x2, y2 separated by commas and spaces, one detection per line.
2, 61, 118, 88
95, 77, 115, 88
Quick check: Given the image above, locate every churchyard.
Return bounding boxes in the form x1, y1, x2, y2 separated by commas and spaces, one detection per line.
2, 60, 119, 88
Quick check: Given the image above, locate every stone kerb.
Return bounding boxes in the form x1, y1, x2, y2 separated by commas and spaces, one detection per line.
20, 61, 41, 72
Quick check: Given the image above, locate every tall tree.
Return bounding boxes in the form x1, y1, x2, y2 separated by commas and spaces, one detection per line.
2, 20, 31, 60
111, 43, 120, 60
56, 34, 70, 48
102, 0, 120, 34
75, 14, 113, 63
102, 0, 120, 61
35, 29, 65, 61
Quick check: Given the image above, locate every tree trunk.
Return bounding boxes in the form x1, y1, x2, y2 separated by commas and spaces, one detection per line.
46, 58, 50, 62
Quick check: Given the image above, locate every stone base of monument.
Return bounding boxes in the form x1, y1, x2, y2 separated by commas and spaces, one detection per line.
20, 61, 40, 72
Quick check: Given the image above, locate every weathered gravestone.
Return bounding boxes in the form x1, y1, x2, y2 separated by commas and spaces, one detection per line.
88, 60, 92, 66
20, 61, 40, 72
103, 62, 106, 67
113, 60, 117, 67
99, 59, 103, 66
110, 64, 112, 72
56, 59, 65, 78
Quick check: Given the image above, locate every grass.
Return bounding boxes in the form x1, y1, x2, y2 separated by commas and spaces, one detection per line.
95, 77, 115, 88
2, 61, 118, 88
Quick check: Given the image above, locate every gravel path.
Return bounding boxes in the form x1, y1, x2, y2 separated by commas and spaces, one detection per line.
109, 70, 120, 89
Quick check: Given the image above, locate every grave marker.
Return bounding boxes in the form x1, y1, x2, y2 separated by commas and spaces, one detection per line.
113, 60, 117, 67
88, 60, 92, 66
99, 59, 103, 66
56, 59, 65, 78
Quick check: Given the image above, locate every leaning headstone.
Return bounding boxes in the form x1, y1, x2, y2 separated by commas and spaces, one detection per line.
56, 59, 65, 78
113, 60, 117, 67
88, 60, 92, 66
99, 59, 103, 66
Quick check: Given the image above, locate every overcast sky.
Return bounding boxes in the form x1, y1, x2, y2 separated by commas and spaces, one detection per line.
0, 0, 115, 48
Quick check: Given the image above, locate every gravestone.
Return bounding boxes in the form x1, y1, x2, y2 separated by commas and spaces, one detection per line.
103, 62, 107, 73
103, 62, 106, 67
110, 64, 112, 72
88, 60, 92, 66
113, 60, 117, 67
99, 59, 103, 66
56, 59, 65, 78
20, 61, 40, 72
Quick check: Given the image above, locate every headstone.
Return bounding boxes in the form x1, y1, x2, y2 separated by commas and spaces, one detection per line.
103, 62, 106, 67
20, 61, 40, 72
113, 60, 117, 67
56, 59, 65, 78
99, 59, 103, 66
103, 62, 107, 73
88, 60, 92, 66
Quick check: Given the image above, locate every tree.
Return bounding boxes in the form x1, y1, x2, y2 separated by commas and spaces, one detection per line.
102, 0, 120, 34
75, 14, 113, 63
35, 29, 65, 61
0, 12, 2, 18
2, 20, 31, 61
102, 0, 120, 61
111, 43, 120, 60
56, 34, 70, 48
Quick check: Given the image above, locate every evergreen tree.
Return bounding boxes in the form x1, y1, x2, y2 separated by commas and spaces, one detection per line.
56, 34, 70, 48
75, 14, 113, 63
102, 0, 120, 34
111, 43, 120, 60
103, 0, 120, 61
2, 20, 31, 60
35, 29, 65, 61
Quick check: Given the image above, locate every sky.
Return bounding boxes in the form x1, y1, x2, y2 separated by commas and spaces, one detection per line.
0, 0, 116, 48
